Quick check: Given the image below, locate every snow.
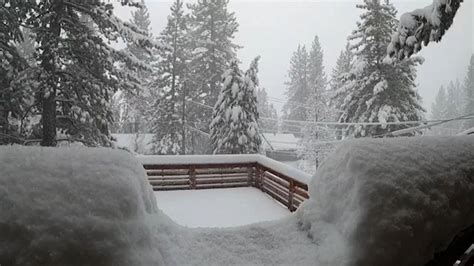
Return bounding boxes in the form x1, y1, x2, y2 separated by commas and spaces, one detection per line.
0, 145, 163, 265
389, 0, 463, 58
3, 137, 473, 265
299, 136, 474, 266
112, 133, 154, 154
137, 154, 312, 184
154, 187, 290, 228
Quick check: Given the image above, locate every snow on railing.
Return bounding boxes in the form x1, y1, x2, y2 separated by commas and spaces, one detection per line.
137, 154, 312, 184
137, 154, 311, 212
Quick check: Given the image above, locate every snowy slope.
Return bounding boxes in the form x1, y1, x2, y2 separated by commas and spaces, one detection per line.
0, 146, 163, 266
299, 136, 474, 266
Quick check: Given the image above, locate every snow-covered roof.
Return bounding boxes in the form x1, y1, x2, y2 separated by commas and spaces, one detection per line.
261, 133, 299, 151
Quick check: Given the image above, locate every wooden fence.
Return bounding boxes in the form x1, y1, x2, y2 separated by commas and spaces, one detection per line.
143, 162, 309, 212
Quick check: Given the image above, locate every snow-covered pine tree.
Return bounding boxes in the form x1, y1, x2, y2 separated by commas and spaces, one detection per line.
210, 59, 261, 154
0, 2, 32, 144
463, 55, 474, 129
299, 36, 331, 172
431, 85, 448, 120
330, 43, 354, 113
148, 0, 190, 155
282, 45, 310, 135
257, 88, 278, 133
187, 0, 240, 153
388, 0, 464, 59
430, 85, 449, 135
116, 0, 153, 134
329, 43, 354, 139
23, 1, 157, 146
431, 81, 464, 134
335, 0, 425, 137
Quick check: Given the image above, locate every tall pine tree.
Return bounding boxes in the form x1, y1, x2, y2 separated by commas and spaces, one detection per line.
0, 2, 31, 144
12, 1, 157, 146
299, 35, 331, 172
335, 0, 424, 137
210, 59, 261, 154
117, 0, 153, 134
149, 0, 190, 155
330, 43, 354, 112
463, 55, 474, 129
282, 45, 310, 134
187, 0, 240, 152
257, 88, 278, 133
431, 86, 448, 121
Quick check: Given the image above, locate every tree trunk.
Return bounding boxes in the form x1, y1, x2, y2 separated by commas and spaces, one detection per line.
41, 92, 57, 146
40, 1, 62, 147
0, 101, 9, 144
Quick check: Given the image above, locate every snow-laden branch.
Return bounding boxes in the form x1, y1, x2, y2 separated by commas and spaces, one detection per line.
388, 0, 464, 59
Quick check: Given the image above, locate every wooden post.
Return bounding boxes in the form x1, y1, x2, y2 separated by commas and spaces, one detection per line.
189, 166, 196, 189
288, 180, 295, 212
247, 166, 254, 187
254, 166, 263, 190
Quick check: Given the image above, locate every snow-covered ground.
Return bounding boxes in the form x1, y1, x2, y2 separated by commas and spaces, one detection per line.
2, 136, 473, 265
155, 187, 290, 228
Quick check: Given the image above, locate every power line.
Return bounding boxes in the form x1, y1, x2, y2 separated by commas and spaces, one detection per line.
376, 113, 474, 137
184, 97, 474, 129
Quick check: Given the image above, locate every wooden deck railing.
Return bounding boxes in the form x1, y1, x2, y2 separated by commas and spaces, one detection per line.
142, 160, 309, 212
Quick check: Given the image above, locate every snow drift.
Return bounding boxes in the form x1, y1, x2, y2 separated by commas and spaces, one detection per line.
0, 146, 163, 266
299, 136, 474, 265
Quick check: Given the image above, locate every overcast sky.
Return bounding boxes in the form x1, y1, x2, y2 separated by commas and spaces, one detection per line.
114, 0, 473, 116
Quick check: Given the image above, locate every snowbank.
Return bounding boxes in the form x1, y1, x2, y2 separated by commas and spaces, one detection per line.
137, 154, 312, 184
299, 136, 474, 265
0, 146, 163, 266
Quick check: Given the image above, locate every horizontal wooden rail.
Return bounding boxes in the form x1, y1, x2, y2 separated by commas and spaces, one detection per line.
142, 160, 309, 212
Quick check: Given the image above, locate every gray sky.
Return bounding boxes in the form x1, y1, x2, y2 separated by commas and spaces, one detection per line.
114, 0, 474, 116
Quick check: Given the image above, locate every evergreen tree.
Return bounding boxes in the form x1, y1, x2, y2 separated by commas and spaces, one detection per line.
463, 55, 474, 129
335, 0, 424, 137
282, 45, 310, 134
431, 86, 448, 120
0, 2, 32, 144
257, 88, 278, 133
330, 43, 354, 139
299, 35, 331, 172
14, 1, 156, 147
446, 80, 464, 130
149, 0, 190, 155
118, 0, 154, 134
210, 59, 261, 154
330, 43, 354, 112
187, 0, 240, 152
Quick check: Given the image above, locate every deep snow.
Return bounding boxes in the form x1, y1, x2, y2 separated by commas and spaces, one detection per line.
0, 146, 163, 266
299, 136, 474, 265
1, 136, 473, 266
154, 187, 290, 228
